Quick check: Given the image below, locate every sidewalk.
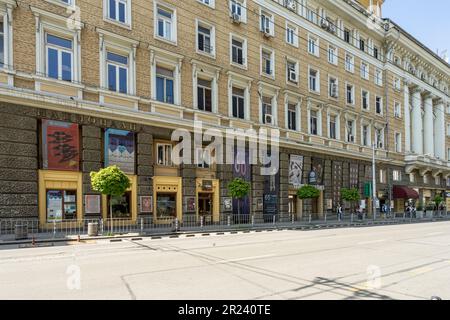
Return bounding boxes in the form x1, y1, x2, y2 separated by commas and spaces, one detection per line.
1, 215, 448, 247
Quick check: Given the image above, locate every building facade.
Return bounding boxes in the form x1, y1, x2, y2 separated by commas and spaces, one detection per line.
0, 0, 449, 225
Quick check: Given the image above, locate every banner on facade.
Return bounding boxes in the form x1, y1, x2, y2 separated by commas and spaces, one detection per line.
311, 158, 324, 185
85, 195, 101, 214
140, 196, 153, 213
105, 129, 135, 174
42, 120, 80, 171
289, 155, 303, 187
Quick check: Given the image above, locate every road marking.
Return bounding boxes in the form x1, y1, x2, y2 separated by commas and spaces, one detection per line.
425, 232, 444, 236
410, 267, 434, 275
213, 254, 276, 265
357, 239, 387, 245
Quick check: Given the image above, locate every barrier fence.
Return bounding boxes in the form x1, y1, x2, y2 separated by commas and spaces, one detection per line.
0, 210, 449, 241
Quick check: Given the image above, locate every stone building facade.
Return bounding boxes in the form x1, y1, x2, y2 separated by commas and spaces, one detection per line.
0, 0, 449, 224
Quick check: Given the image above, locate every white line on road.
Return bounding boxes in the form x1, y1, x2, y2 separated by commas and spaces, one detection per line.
213, 254, 276, 265
425, 232, 444, 236
357, 239, 387, 245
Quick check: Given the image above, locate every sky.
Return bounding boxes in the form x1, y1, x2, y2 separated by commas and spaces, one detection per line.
382, 0, 450, 62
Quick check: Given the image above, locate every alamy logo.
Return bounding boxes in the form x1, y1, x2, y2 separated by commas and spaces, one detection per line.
66, 264, 81, 290
171, 121, 280, 175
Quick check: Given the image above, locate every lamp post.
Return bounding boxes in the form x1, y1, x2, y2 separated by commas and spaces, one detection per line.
372, 143, 377, 220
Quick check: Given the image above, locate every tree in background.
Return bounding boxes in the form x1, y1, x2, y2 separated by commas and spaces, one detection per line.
91, 166, 131, 234
341, 188, 361, 215
228, 178, 251, 223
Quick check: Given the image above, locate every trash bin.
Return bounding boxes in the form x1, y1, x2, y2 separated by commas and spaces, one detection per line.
15, 224, 28, 240
88, 222, 98, 236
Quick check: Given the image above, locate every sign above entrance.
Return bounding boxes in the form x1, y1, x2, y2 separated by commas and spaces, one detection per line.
202, 180, 213, 190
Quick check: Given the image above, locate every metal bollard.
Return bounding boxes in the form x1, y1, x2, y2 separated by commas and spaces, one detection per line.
140, 218, 144, 234
309, 214, 312, 224
292, 214, 295, 224
227, 215, 231, 227
324, 213, 327, 223
53, 220, 56, 238
251, 215, 255, 226
200, 216, 204, 228
175, 218, 179, 232
273, 215, 276, 225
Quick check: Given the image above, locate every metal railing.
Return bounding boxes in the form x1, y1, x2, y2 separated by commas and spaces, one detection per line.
1, 211, 449, 241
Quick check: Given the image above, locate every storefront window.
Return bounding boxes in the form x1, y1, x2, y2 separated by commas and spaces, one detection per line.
46, 190, 77, 221
109, 192, 131, 218
156, 193, 177, 218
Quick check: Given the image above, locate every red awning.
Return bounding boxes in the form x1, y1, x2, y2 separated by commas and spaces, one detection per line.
393, 186, 419, 199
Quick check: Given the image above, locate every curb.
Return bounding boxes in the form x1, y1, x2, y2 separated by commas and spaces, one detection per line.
1, 218, 448, 247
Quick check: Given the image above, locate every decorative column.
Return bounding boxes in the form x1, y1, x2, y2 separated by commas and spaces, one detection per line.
411, 87, 423, 154
434, 99, 445, 160
423, 92, 434, 157
404, 81, 411, 153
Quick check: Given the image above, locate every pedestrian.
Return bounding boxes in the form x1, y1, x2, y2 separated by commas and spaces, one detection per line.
357, 206, 363, 220
337, 204, 342, 221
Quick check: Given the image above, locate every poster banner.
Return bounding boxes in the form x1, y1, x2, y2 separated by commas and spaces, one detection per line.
233, 147, 251, 216
42, 120, 80, 171
85, 195, 101, 214
289, 155, 303, 187
140, 196, 153, 213
263, 152, 279, 216
105, 129, 135, 174
310, 157, 324, 185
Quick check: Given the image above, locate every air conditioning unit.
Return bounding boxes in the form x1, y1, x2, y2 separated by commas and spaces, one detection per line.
262, 27, 272, 37
231, 13, 241, 24
284, 0, 296, 11
264, 114, 273, 125
320, 19, 330, 29
288, 69, 297, 83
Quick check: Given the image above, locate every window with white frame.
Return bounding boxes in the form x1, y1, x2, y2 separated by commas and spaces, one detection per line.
344, 28, 351, 43
446, 123, 450, 136
410, 173, 415, 183
375, 68, 383, 86
105, 0, 131, 25
0, 5, 13, 70
196, 147, 211, 169
359, 37, 365, 52
376, 96, 383, 114
310, 110, 319, 135
45, 33, 73, 82
156, 66, 174, 104
423, 174, 429, 184
286, 23, 298, 47
196, 21, 215, 56
232, 86, 245, 119
345, 53, 354, 72
106, 51, 128, 93
261, 96, 273, 125
448, 148, 450, 161
34, 7, 83, 85
0, 20, 4, 68
155, 3, 176, 43
231, 35, 246, 66
394, 101, 401, 118
329, 76, 338, 98
362, 124, 370, 146
329, 114, 338, 139
306, 8, 317, 24
230, 0, 246, 23
198, 0, 214, 8
373, 46, 379, 60
197, 78, 212, 112
375, 127, 384, 149
395, 132, 401, 153
393, 170, 401, 182
328, 45, 337, 65
435, 176, 441, 186
346, 118, 356, 143
287, 102, 298, 131
156, 143, 173, 166
286, 59, 298, 84
308, 35, 319, 57
346, 84, 354, 105
362, 90, 369, 110
447, 176, 450, 186
361, 61, 369, 80
260, 10, 274, 36
309, 67, 319, 93
261, 48, 274, 77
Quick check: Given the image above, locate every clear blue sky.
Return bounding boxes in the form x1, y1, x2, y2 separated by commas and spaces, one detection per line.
383, 0, 450, 61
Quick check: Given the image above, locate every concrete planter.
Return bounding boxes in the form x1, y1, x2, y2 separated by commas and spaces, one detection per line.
88, 223, 99, 236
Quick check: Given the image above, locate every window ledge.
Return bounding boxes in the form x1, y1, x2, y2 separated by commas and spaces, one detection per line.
154, 35, 177, 46
103, 17, 132, 30
44, 0, 77, 11
230, 62, 247, 70
34, 75, 85, 90
196, 49, 216, 60
99, 89, 139, 101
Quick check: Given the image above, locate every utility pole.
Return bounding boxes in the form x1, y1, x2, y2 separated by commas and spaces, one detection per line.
372, 143, 377, 220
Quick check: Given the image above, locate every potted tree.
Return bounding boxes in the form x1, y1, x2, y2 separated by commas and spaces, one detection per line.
341, 188, 361, 219
228, 178, 251, 225
297, 185, 320, 219
90, 165, 131, 235
433, 195, 444, 217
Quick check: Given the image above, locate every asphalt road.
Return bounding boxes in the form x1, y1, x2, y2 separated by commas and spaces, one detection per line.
1, 221, 449, 300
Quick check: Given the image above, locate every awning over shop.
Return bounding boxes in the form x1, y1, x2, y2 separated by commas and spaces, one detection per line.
393, 186, 419, 199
